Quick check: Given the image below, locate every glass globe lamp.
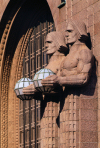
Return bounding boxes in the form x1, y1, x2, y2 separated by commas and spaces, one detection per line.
33, 68, 55, 93
14, 77, 33, 100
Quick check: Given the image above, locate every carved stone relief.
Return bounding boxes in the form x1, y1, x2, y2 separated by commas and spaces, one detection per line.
23, 19, 94, 94
23, 31, 68, 94
23, 19, 95, 147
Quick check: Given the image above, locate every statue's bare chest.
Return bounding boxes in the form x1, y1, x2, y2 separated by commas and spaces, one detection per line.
60, 51, 79, 70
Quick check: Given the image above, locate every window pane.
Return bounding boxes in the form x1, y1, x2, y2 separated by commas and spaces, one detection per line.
19, 6, 55, 148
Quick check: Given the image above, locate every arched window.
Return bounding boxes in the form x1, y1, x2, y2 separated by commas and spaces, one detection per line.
19, 4, 55, 148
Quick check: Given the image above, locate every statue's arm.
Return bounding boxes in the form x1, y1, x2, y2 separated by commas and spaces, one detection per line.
58, 72, 90, 86
58, 49, 93, 86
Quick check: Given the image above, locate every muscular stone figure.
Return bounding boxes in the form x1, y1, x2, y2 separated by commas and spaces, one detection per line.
23, 31, 67, 94
45, 31, 67, 74
41, 19, 94, 87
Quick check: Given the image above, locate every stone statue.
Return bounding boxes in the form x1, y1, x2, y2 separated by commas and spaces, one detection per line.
41, 19, 94, 87
23, 31, 67, 94
45, 31, 67, 74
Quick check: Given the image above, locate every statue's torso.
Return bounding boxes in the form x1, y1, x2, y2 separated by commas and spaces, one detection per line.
46, 51, 65, 74
60, 50, 79, 76
59, 43, 89, 76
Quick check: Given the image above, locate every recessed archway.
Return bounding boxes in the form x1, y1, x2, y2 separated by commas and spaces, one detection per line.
0, 0, 56, 147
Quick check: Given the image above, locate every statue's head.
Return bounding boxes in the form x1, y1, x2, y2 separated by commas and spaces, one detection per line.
65, 19, 88, 45
45, 31, 67, 55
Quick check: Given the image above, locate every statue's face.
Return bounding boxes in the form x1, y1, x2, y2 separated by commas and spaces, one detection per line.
65, 23, 78, 45
45, 35, 57, 54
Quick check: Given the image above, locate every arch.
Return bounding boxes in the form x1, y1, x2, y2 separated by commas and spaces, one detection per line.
0, 0, 60, 34
0, 0, 56, 147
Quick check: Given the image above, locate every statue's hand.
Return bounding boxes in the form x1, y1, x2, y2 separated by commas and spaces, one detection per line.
23, 84, 37, 95
41, 75, 59, 87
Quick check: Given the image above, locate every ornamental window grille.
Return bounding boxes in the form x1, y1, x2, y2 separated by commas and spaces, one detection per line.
19, 8, 55, 148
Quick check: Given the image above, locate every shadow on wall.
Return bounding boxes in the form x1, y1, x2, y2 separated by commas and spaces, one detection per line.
86, 33, 92, 50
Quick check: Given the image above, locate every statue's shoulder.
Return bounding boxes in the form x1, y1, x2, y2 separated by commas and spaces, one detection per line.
78, 44, 93, 64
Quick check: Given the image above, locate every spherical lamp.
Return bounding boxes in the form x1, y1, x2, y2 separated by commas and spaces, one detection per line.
14, 77, 33, 100
33, 68, 55, 93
